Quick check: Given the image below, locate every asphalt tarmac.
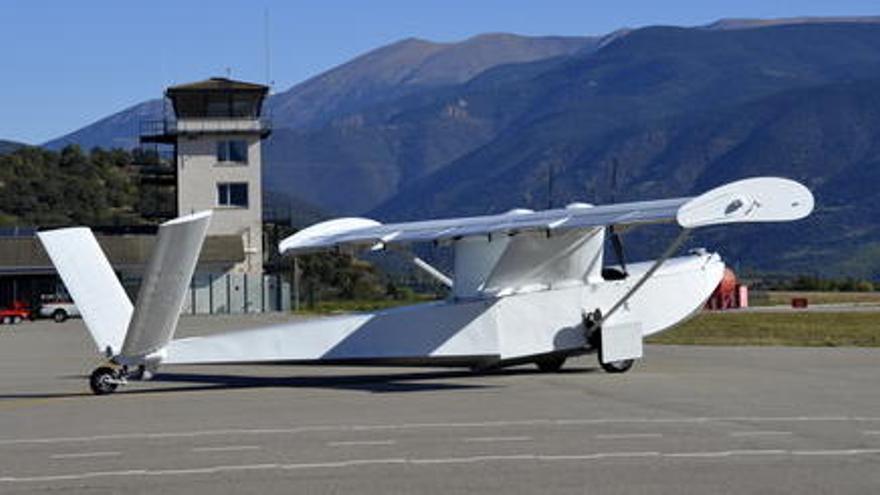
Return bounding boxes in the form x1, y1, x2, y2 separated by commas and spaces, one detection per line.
1, 314, 878, 494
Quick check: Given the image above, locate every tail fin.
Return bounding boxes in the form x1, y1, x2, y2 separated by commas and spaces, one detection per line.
38, 211, 212, 363
119, 211, 211, 362
37, 228, 133, 356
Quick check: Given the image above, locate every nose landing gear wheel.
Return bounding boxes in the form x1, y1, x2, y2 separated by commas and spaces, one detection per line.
89, 367, 120, 395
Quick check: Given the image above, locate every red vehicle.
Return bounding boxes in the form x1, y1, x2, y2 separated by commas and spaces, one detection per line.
0, 301, 31, 325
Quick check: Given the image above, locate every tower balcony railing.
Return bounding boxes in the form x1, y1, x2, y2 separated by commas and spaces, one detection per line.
140, 117, 272, 140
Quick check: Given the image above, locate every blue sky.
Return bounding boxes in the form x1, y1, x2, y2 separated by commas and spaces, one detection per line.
1, 0, 877, 144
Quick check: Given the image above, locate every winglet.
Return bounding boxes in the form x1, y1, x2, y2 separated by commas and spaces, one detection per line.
677, 177, 814, 228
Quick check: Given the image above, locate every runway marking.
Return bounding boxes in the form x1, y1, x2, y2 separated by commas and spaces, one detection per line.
537, 452, 662, 461
665, 449, 787, 458
1, 416, 878, 446
595, 433, 663, 440
863, 431, 880, 435
192, 445, 261, 453
50, 451, 120, 459
792, 449, 880, 457
327, 440, 396, 447
5, 448, 880, 483
462, 436, 531, 443
411, 454, 535, 465
729, 431, 792, 437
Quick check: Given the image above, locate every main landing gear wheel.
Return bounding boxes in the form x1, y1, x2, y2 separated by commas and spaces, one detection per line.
600, 359, 635, 374
89, 366, 120, 395
583, 308, 636, 374
535, 356, 567, 373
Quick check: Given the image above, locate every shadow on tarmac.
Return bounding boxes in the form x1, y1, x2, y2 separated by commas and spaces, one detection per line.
0, 367, 596, 400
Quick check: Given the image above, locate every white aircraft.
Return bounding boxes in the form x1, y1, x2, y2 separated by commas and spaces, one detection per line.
38, 177, 813, 395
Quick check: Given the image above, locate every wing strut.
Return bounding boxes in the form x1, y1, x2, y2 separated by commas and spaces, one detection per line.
411, 256, 453, 288
584, 228, 692, 365
387, 246, 453, 288
596, 228, 692, 327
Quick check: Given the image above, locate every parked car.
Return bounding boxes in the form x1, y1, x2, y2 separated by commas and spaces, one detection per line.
38, 295, 80, 323
0, 300, 32, 324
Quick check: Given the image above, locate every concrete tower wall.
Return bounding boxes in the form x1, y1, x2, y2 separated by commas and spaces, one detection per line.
176, 132, 263, 274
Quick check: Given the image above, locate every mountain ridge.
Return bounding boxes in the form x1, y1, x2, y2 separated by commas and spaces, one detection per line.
35, 17, 880, 278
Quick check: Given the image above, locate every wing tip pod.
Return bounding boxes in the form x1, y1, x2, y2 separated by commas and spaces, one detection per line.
677, 177, 814, 228
279, 217, 382, 255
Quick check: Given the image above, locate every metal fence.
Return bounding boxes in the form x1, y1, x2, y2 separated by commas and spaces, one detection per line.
122, 273, 291, 315
183, 273, 290, 315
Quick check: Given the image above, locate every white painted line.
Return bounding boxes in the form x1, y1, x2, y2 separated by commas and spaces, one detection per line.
283, 459, 408, 470
5, 449, 880, 483
192, 445, 262, 453
539, 452, 661, 461
2, 416, 878, 446
728, 449, 788, 456
665, 451, 731, 458
792, 449, 880, 456
327, 440, 396, 447
664, 449, 789, 459
862, 431, 880, 435
730, 431, 793, 437
50, 451, 120, 459
596, 433, 663, 440
411, 454, 535, 465
463, 436, 531, 443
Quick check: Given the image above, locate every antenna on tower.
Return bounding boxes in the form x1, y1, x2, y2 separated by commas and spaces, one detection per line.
264, 7, 272, 92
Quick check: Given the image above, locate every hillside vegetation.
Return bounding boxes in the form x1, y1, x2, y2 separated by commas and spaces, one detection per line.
0, 146, 142, 227
0, 139, 25, 155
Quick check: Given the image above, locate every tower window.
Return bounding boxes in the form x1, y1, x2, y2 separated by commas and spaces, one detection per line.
218, 182, 249, 208
217, 140, 248, 164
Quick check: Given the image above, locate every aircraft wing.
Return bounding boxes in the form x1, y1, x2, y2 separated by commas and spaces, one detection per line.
279, 177, 814, 255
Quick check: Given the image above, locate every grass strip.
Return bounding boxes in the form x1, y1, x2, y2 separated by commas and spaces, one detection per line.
648, 311, 880, 347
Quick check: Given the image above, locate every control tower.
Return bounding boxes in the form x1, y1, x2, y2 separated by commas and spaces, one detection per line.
141, 77, 270, 274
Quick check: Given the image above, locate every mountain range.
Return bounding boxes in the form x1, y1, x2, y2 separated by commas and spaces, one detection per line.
40, 17, 880, 278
